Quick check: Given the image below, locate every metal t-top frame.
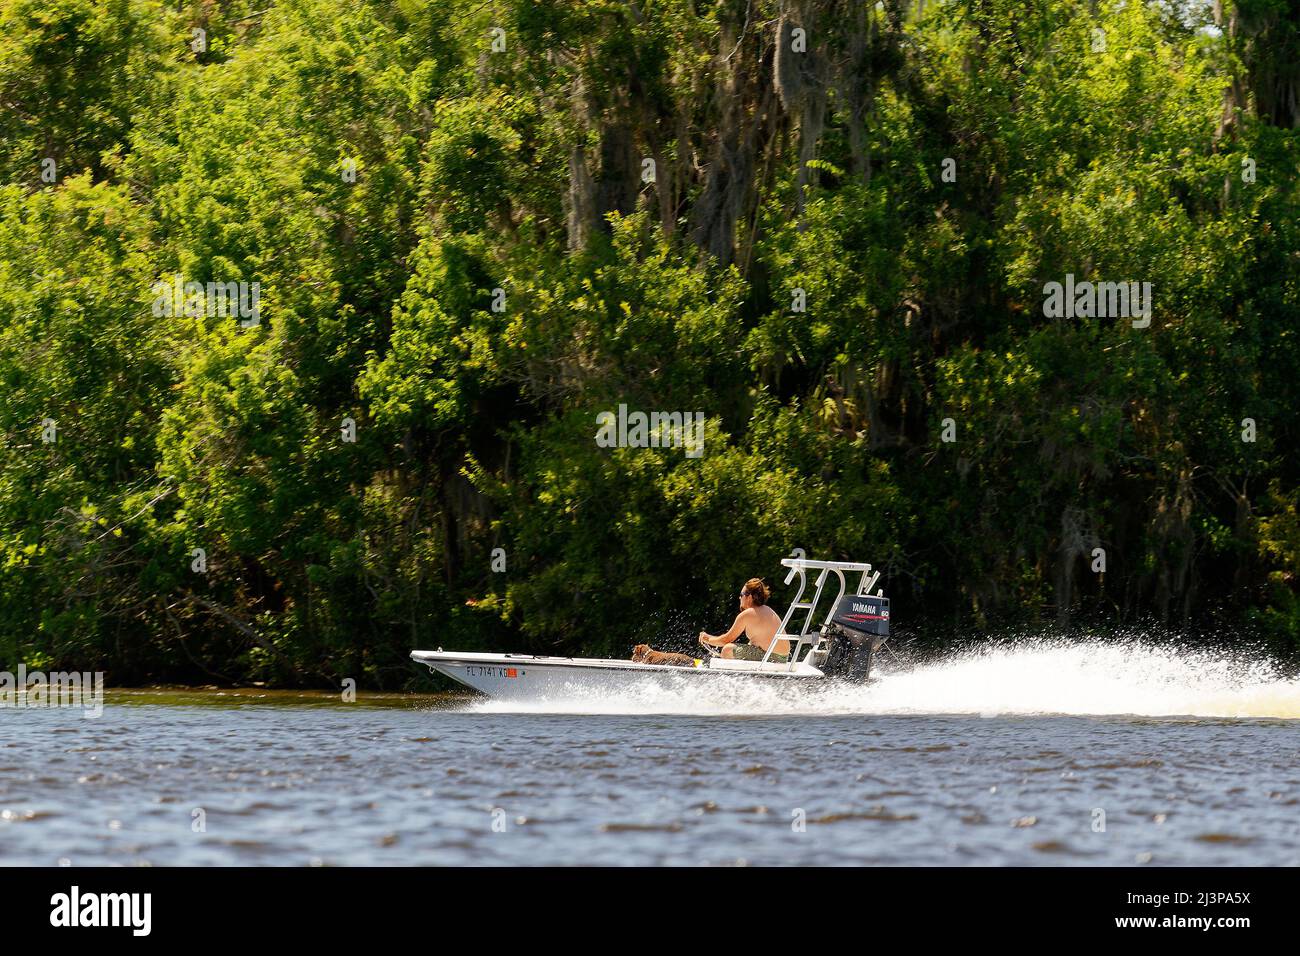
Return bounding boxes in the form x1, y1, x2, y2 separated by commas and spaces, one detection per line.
762, 557, 881, 669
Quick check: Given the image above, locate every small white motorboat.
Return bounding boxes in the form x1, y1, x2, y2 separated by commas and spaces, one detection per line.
410, 557, 890, 702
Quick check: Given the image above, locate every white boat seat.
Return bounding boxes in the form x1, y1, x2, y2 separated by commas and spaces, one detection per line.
707, 658, 800, 673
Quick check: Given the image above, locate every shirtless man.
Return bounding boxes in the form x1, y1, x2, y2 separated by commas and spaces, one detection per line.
699, 578, 789, 662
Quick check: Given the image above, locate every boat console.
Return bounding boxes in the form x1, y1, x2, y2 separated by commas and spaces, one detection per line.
767, 557, 889, 681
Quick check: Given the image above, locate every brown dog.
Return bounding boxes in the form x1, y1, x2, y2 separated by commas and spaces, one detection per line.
631, 644, 698, 667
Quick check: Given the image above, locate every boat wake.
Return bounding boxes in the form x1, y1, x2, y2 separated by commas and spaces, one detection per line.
466, 639, 1300, 719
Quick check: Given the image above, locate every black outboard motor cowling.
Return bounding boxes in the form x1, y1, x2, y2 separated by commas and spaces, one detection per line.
819, 594, 890, 682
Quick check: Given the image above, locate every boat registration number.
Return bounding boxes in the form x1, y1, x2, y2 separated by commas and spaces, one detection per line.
465, 666, 520, 679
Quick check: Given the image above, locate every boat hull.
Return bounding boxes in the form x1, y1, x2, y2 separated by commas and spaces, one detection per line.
410, 650, 824, 703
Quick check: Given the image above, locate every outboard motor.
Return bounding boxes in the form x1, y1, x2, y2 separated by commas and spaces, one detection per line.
819, 593, 890, 682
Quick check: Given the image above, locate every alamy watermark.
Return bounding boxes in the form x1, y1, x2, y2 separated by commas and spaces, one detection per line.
50, 886, 150, 936
1043, 274, 1152, 328
150, 274, 261, 327
595, 404, 705, 458
0, 666, 104, 718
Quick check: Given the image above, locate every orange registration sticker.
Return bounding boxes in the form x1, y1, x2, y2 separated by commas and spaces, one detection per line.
506, 668, 518, 678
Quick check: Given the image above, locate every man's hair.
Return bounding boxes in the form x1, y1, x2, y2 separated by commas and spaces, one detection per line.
743, 578, 770, 605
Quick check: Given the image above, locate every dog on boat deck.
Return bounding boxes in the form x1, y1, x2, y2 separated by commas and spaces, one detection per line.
631, 644, 697, 667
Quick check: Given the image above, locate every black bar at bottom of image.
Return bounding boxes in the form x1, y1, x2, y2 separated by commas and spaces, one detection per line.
2, 865, 1280, 943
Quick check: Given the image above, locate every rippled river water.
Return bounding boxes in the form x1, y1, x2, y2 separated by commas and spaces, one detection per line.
2, 641, 1298, 866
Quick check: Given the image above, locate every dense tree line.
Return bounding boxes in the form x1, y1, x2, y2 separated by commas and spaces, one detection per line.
1, 0, 1298, 687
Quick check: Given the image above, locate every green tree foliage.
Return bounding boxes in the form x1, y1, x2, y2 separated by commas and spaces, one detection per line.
0, 0, 174, 186
2, 0, 1298, 685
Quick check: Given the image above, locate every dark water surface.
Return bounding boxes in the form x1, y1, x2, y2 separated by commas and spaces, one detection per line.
1, 687, 1297, 866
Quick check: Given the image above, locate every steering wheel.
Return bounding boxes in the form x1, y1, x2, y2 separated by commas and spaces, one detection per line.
698, 636, 724, 658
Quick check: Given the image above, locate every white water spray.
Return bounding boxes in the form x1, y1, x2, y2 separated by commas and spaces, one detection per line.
468, 639, 1300, 719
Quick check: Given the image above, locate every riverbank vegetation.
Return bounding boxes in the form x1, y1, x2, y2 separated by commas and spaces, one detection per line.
2, 0, 1298, 686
